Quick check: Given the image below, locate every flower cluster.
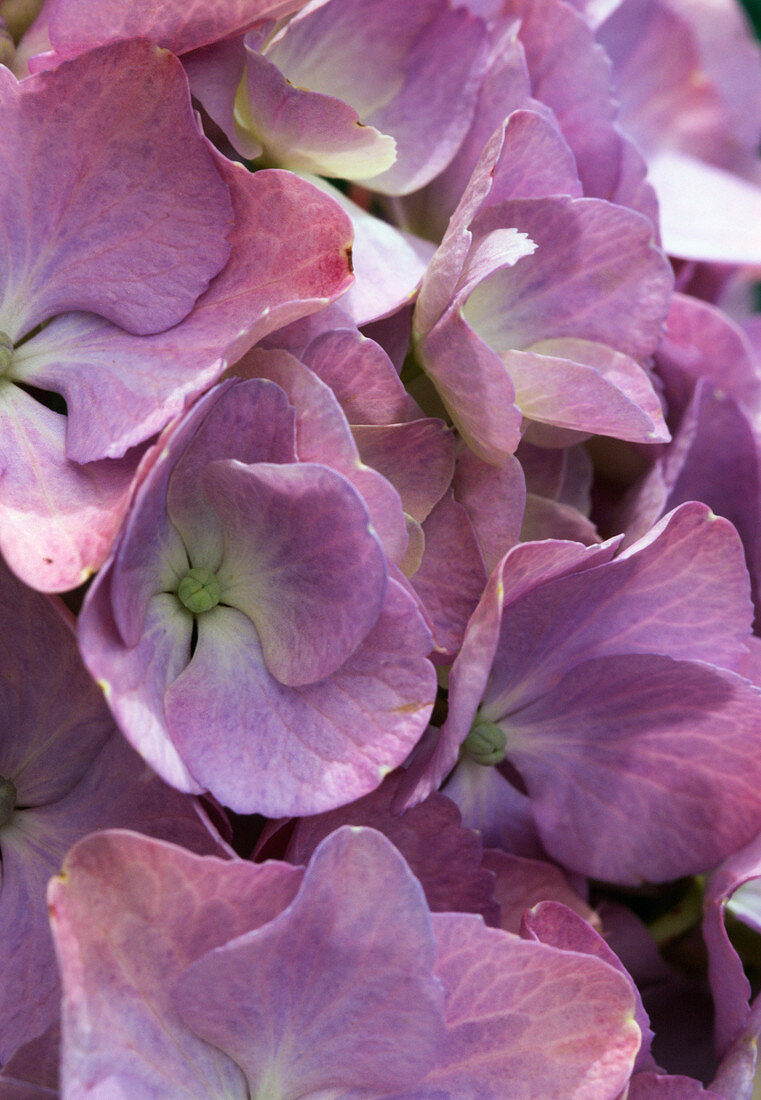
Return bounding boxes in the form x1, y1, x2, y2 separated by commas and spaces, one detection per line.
4, 0, 761, 1095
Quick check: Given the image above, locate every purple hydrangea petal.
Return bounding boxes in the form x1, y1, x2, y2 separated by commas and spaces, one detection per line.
45, 0, 310, 61
521, 900, 655, 1071
202, 458, 388, 686
0, 41, 232, 340
49, 830, 303, 1098
173, 827, 446, 1096
286, 773, 498, 922
505, 653, 761, 883
419, 910, 640, 1097
165, 578, 435, 816
0, 385, 135, 592
12, 160, 351, 465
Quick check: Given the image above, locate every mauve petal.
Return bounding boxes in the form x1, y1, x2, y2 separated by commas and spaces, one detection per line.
352, 419, 455, 523
522, 494, 601, 545
0, 1021, 59, 1096
166, 579, 434, 815
418, 304, 524, 464
0, 385, 134, 592
287, 774, 498, 922
401, 46, 549, 240
453, 451, 525, 573
506, 654, 761, 883
236, 347, 410, 564
501, 340, 668, 442
413, 111, 574, 338
264, 0, 484, 191
521, 900, 654, 1071
656, 293, 761, 422
166, 378, 297, 576
1, 734, 225, 1063
203, 459, 387, 686
46, 0, 309, 59
299, 327, 410, 425
702, 832, 761, 1055
464, 196, 671, 360
513, 0, 656, 219
79, 586, 198, 793
708, 988, 761, 1099
319, 180, 434, 325
628, 1074, 722, 1098
174, 828, 446, 1096
184, 35, 264, 159
484, 851, 597, 934
240, 46, 396, 179
656, 384, 761, 625
13, 160, 351, 464
362, 3, 488, 195
443, 757, 545, 858
485, 504, 753, 715
0, 563, 111, 805
410, 491, 487, 659
408, 539, 619, 804
49, 831, 302, 1098
416, 911, 639, 1097
0, 41, 232, 340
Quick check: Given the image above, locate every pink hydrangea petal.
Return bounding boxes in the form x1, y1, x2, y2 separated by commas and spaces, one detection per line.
513, 0, 656, 219
239, 46, 396, 179
1, 732, 226, 1064
286, 774, 498, 922
486, 504, 754, 716
13, 159, 351, 465
299, 327, 411, 424
421, 911, 640, 1097
417, 304, 524, 464
361, 3, 488, 195
453, 451, 526, 573
237, 348, 409, 564
483, 851, 598, 934
410, 491, 487, 659
173, 827, 446, 1096
319, 179, 435, 325
0, 562, 111, 805
501, 340, 668, 441
522, 493, 601, 544
521, 900, 655, 1071
0, 384, 135, 592
45, 0, 310, 60
702, 832, 761, 1055
442, 756, 545, 858
464, 196, 672, 360
647, 151, 761, 264
627, 1073, 722, 1097
0, 42, 232, 340
0, 1021, 59, 1096
79, 587, 199, 793
164, 379, 297, 577
352, 419, 455, 523
410, 538, 619, 803
49, 831, 303, 1097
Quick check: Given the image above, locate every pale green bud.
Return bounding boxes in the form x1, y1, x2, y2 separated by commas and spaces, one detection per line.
464, 720, 507, 766
177, 567, 221, 614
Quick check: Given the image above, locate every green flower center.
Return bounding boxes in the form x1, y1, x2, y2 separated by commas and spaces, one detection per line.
177, 567, 221, 614
464, 720, 507, 766
0, 332, 13, 377
0, 776, 17, 828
